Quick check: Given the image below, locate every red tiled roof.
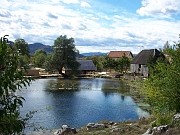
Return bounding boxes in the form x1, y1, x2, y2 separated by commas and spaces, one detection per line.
108, 51, 132, 58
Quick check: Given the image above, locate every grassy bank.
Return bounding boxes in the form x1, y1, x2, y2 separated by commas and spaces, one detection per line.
77, 117, 154, 135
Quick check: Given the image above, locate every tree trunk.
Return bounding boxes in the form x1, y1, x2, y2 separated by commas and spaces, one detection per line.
58, 67, 69, 78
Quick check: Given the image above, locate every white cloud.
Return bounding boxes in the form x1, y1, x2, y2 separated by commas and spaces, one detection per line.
60, 0, 79, 4
0, 9, 11, 17
80, 1, 91, 8
137, 0, 180, 17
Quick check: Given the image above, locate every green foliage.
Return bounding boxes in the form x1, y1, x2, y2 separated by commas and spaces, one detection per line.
14, 38, 30, 57
102, 56, 130, 73
33, 49, 47, 68
143, 37, 180, 125
13, 38, 30, 69
114, 56, 130, 73
0, 36, 31, 134
51, 35, 80, 76
85, 56, 105, 71
151, 111, 174, 127
103, 56, 116, 71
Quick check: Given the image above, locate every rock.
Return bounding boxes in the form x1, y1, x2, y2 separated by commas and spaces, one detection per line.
174, 113, 180, 122
54, 125, 77, 135
111, 128, 122, 133
62, 125, 69, 129
109, 121, 115, 126
111, 125, 118, 129
86, 123, 106, 131
142, 128, 154, 135
87, 123, 95, 127
150, 125, 169, 134
156, 125, 169, 134
113, 122, 118, 126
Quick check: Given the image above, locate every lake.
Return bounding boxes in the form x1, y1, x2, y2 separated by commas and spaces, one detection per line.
18, 78, 149, 131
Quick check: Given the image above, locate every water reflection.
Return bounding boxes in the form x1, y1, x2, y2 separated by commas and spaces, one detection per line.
19, 78, 149, 131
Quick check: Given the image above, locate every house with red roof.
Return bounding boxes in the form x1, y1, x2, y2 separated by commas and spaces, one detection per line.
107, 51, 133, 60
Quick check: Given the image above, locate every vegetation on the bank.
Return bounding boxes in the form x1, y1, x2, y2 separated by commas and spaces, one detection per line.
0, 36, 31, 134
143, 36, 180, 126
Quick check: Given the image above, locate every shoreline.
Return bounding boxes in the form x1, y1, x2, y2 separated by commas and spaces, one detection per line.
25, 77, 152, 135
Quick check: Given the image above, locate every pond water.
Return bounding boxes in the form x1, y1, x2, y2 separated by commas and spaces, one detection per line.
18, 78, 149, 131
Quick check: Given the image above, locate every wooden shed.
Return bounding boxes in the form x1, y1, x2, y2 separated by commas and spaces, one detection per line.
64, 60, 97, 76
130, 49, 164, 77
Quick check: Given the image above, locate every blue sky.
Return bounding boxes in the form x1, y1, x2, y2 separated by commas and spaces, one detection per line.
0, 0, 180, 53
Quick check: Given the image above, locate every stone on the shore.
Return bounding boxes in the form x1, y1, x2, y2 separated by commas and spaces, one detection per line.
54, 125, 77, 135
142, 125, 169, 135
174, 113, 180, 122
111, 128, 123, 133
86, 123, 106, 131
155, 125, 169, 134
142, 128, 153, 135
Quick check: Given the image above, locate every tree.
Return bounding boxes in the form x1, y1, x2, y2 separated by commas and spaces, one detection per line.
14, 39, 30, 68
114, 56, 130, 73
92, 56, 104, 71
103, 56, 116, 72
51, 35, 80, 77
14, 39, 30, 57
33, 50, 47, 68
85, 56, 105, 71
0, 36, 31, 134
143, 37, 180, 125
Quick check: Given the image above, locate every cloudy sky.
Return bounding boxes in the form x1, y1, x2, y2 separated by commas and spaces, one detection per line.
0, 0, 180, 53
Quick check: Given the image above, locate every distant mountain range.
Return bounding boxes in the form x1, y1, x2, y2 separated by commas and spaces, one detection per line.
29, 43, 53, 54
28, 43, 107, 57
81, 52, 107, 56
10, 42, 106, 57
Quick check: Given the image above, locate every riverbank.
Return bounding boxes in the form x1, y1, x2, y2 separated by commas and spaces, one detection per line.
25, 78, 180, 135
28, 114, 180, 135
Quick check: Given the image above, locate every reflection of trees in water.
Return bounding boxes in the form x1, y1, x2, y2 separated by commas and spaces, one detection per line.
45, 78, 96, 91
45, 79, 131, 99
101, 79, 130, 94
101, 79, 130, 101
102, 91, 126, 101
45, 79, 81, 91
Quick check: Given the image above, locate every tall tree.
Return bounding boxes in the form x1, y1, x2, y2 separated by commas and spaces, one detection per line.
14, 39, 30, 57
14, 39, 30, 68
0, 36, 31, 134
51, 35, 80, 77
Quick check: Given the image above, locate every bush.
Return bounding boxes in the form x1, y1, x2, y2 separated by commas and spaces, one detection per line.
143, 38, 180, 125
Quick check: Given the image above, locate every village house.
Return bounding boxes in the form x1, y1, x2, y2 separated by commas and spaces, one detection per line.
107, 51, 133, 60
25, 68, 40, 77
64, 60, 97, 76
130, 49, 165, 77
